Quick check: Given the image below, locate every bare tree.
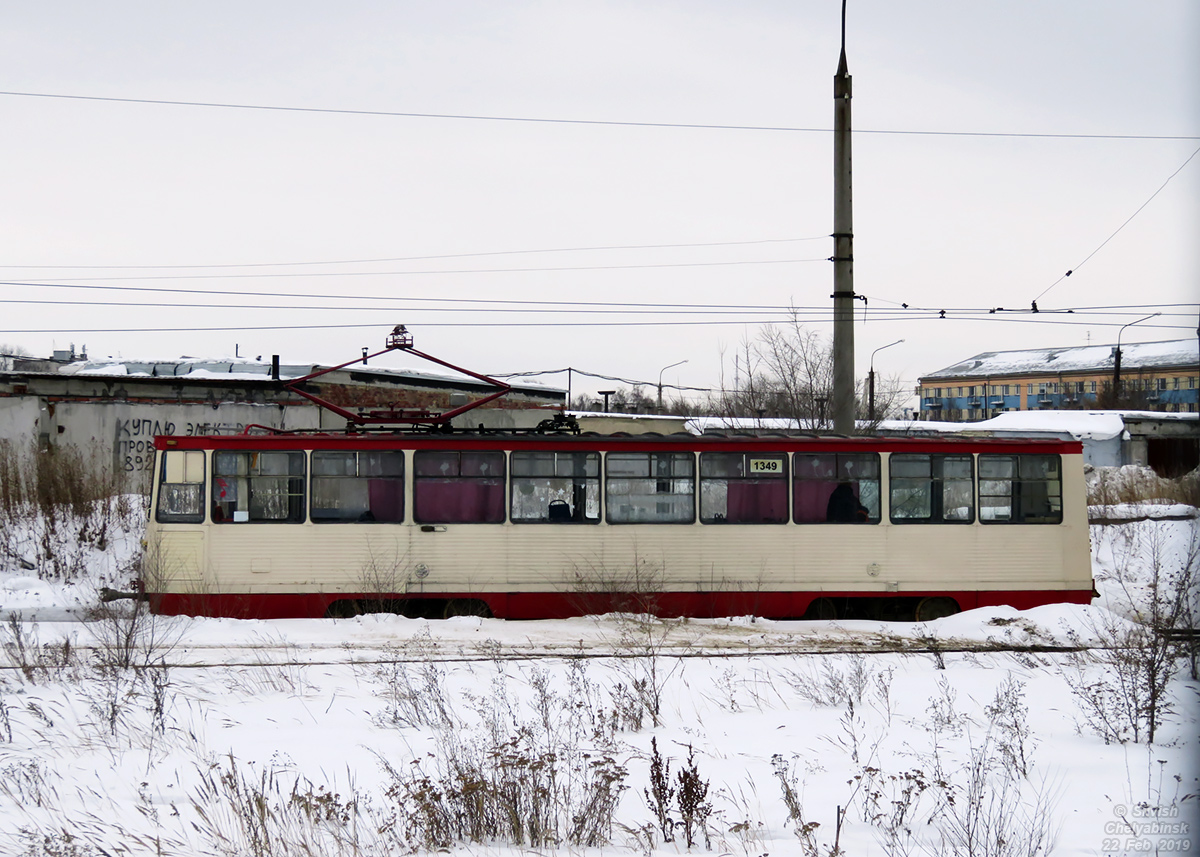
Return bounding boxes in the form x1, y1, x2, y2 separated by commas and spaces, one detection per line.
709, 315, 909, 428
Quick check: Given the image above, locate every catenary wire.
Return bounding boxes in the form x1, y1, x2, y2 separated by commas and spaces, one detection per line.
1, 316, 1191, 335
0, 297, 801, 316
7, 257, 828, 283
2, 282, 1193, 318
2, 89, 1197, 140
2, 297, 1195, 322
2, 281, 1193, 318
1033, 143, 1200, 303
0, 280, 815, 310
0, 237, 830, 270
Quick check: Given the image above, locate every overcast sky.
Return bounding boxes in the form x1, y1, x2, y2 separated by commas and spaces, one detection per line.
2, 1, 1197, 404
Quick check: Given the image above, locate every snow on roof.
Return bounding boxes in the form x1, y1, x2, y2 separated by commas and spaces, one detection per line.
921, 338, 1198, 380
55, 357, 564, 393
686, 411, 1150, 442
686, 416, 808, 433
878, 410, 1128, 440
67, 359, 294, 381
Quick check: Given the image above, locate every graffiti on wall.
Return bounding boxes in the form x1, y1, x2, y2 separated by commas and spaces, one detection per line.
114, 418, 250, 472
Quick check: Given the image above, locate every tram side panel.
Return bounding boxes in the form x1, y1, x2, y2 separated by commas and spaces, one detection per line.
144, 442, 1094, 619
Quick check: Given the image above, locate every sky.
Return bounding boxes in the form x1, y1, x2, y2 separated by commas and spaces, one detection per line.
1, 1, 1197, 403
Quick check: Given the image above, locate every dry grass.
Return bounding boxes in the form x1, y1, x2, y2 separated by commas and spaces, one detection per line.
0, 440, 146, 582
1087, 465, 1200, 508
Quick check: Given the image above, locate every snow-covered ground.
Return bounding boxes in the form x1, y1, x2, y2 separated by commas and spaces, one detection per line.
0, 499, 1197, 855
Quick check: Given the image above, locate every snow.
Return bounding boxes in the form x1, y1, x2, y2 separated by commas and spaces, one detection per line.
0, 500, 1196, 855
877, 409, 1133, 439
921, 338, 1199, 380
687, 409, 1142, 441
54, 356, 568, 392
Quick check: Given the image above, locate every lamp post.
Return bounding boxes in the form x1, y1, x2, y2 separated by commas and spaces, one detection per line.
1113, 313, 1160, 403
868, 339, 904, 422
657, 359, 687, 414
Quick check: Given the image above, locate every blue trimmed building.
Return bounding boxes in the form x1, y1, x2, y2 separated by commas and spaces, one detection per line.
917, 339, 1199, 421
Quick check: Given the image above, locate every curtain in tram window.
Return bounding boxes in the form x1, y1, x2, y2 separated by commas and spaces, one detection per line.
794, 481, 837, 523
725, 482, 788, 523
414, 481, 505, 523
367, 479, 405, 522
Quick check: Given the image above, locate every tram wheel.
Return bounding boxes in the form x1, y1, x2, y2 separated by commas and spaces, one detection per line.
914, 596, 960, 622
443, 598, 493, 619
803, 597, 839, 620
326, 600, 363, 618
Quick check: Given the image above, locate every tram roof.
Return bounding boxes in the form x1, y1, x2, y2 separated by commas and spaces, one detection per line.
156, 430, 1081, 455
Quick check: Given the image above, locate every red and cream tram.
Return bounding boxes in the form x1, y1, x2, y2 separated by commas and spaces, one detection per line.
143, 429, 1094, 621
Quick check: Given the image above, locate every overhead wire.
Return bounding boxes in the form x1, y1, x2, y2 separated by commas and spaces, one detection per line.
2, 278, 1193, 318
1033, 143, 1200, 303
492, 367, 714, 393
2, 313, 1191, 336
3, 297, 1196, 323
4, 257, 828, 283
0, 236, 830, 270
0, 297, 799, 316
2, 89, 1196, 141
0, 280, 816, 309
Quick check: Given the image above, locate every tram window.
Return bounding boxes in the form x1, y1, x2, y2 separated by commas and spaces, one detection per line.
311, 451, 405, 523
212, 451, 306, 523
511, 451, 600, 523
979, 454, 1062, 523
793, 453, 880, 524
606, 452, 694, 523
889, 454, 974, 523
156, 450, 206, 523
413, 450, 505, 523
699, 452, 787, 524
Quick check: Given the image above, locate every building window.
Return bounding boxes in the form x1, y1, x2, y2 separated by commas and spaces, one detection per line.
510, 451, 600, 523
413, 450, 505, 523
889, 454, 974, 523
1157, 378, 1167, 391
156, 450, 206, 523
793, 453, 880, 523
311, 450, 405, 523
979, 454, 1062, 523
1090, 381, 1097, 393
699, 452, 788, 524
212, 451, 306, 523
606, 452, 694, 523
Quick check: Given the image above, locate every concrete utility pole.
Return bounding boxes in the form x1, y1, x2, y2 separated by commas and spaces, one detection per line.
831, 0, 856, 435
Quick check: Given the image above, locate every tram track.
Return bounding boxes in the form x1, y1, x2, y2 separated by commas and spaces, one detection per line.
0, 633, 1099, 672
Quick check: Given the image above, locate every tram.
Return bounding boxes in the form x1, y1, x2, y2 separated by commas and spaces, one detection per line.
143, 430, 1094, 621
141, 330, 1094, 621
